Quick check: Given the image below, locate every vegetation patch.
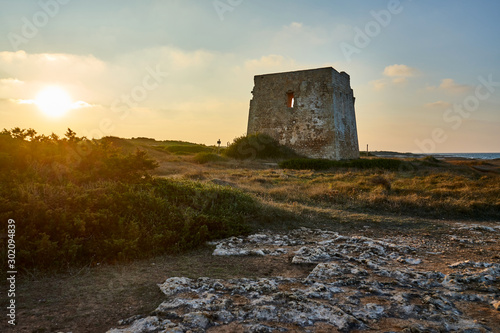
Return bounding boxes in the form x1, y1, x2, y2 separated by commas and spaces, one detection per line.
146, 139, 216, 155
418, 155, 443, 167
224, 133, 300, 160
236, 167, 500, 220
155, 144, 213, 155
0, 128, 258, 270
193, 152, 227, 164
166, 145, 214, 155
279, 158, 405, 171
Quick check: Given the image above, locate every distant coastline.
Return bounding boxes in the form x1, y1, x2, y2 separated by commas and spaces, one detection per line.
371, 151, 500, 160
433, 153, 500, 160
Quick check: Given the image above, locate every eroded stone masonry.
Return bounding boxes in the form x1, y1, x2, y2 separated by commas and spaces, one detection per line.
247, 67, 359, 160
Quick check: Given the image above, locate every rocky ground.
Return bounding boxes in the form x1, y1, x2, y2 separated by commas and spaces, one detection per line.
108, 223, 500, 333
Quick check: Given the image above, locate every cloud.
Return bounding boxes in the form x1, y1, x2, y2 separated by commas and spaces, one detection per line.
239, 55, 298, 74
0, 78, 26, 99
424, 101, 452, 109
11, 98, 94, 110
426, 78, 472, 94
72, 101, 93, 108
275, 22, 329, 45
0, 49, 302, 144
289, 22, 303, 29
370, 79, 387, 91
439, 78, 471, 93
392, 77, 408, 84
120, 47, 215, 72
371, 64, 419, 90
0, 78, 24, 85
0, 51, 107, 81
383, 64, 418, 78
10, 98, 35, 105
0, 48, 216, 108
269, 21, 351, 55
0, 51, 110, 103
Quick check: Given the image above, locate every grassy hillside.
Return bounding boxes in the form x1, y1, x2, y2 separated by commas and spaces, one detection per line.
0, 129, 259, 271
2, 129, 499, 271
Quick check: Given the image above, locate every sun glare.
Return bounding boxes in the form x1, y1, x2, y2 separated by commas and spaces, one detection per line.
35, 86, 73, 117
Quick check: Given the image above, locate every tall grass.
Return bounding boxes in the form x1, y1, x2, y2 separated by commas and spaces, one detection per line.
234, 168, 500, 220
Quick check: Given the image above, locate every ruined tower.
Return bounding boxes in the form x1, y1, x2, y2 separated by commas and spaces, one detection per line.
247, 67, 359, 160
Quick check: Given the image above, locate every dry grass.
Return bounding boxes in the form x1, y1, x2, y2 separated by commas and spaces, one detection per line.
148, 153, 500, 221
447, 159, 494, 166
10, 146, 500, 332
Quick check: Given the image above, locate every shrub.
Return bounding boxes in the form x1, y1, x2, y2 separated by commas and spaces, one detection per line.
0, 128, 159, 184
224, 133, 299, 160
0, 128, 259, 270
0, 179, 258, 270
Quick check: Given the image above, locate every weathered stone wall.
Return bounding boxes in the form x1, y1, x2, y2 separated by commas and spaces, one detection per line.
247, 67, 359, 160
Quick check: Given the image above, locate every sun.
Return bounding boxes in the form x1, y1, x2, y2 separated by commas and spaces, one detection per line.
35, 86, 73, 117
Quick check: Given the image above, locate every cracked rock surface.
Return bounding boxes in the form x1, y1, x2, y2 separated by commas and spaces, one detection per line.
109, 226, 499, 332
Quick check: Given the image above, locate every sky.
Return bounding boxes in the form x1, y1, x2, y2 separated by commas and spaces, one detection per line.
0, 0, 499, 153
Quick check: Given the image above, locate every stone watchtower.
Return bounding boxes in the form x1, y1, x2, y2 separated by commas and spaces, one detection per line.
247, 67, 359, 160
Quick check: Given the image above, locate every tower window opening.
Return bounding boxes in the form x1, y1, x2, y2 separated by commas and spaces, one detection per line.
287, 92, 295, 108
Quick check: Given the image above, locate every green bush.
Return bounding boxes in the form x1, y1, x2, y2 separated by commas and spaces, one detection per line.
1, 179, 257, 270
279, 158, 404, 171
193, 152, 227, 164
0, 128, 159, 184
224, 133, 300, 160
0, 128, 258, 270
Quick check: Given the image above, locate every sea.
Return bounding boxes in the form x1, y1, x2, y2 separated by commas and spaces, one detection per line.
430, 153, 500, 160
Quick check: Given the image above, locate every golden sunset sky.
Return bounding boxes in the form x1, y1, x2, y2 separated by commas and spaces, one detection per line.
1, 0, 499, 153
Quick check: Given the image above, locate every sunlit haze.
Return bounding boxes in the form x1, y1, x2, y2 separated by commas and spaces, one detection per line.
1, 0, 499, 153
35, 86, 72, 117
